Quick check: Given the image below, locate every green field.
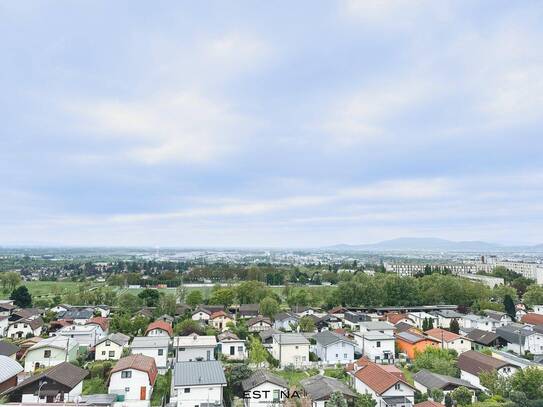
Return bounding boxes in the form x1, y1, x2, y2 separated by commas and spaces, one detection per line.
0, 281, 102, 300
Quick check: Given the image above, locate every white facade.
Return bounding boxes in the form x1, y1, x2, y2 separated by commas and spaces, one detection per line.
314, 339, 355, 364
173, 335, 216, 362
55, 324, 103, 347
271, 336, 310, 368
219, 339, 247, 360
109, 369, 153, 401
21, 381, 83, 404
6, 320, 42, 339
191, 310, 210, 322
408, 312, 438, 330
244, 381, 287, 407
460, 366, 517, 391
131, 337, 170, 370
23, 337, 78, 372
95, 340, 125, 361
0, 317, 8, 337
354, 375, 415, 407
533, 305, 543, 315
147, 328, 170, 337
355, 333, 395, 364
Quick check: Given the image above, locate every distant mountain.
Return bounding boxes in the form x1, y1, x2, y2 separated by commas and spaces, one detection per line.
326, 237, 543, 252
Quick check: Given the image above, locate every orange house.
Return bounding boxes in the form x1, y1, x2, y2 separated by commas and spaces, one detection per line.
395, 330, 440, 360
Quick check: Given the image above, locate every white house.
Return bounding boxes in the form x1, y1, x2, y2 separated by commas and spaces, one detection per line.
173, 333, 216, 362
218, 331, 247, 360
533, 305, 543, 315
301, 375, 357, 407
271, 333, 310, 368
2, 362, 87, 404
354, 332, 395, 364
171, 361, 226, 407
414, 370, 478, 399
144, 321, 173, 337
6, 316, 43, 339
458, 350, 518, 390
460, 314, 500, 332
23, 336, 79, 372
95, 333, 130, 361
247, 316, 273, 333
109, 354, 158, 402
191, 307, 212, 323
431, 310, 464, 329
313, 330, 355, 364
496, 324, 543, 355
408, 312, 438, 330
273, 312, 299, 332
425, 328, 472, 354
130, 336, 170, 372
54, 324, 103, 348
484, 310, 513, 327
241, 369, 288, 407
351, 359, 416, 407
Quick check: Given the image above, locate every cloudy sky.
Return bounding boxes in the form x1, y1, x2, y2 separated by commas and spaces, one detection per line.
1, 1, 543, 247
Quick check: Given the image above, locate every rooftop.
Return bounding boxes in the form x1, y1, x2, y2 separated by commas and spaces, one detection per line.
173, 360, 226, 387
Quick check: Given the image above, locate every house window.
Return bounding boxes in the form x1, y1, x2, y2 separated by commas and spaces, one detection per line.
376, 341, 381, 348
109, 351, 115, 357
125, 387, 130, 393
336, 354, 339, 358
121, 371, 132, 378
344, 353, 347, 359
295, 346, 299, 349
237, 346, 244, 353
394, 384, 401, 390
179, 347, 185, 351
102, 351, 106, 355
44, 350, 51, 358
106, 341, 111, 346
273, 390, 280, 402
158, 349, 164, 356
184, 388, 191, 393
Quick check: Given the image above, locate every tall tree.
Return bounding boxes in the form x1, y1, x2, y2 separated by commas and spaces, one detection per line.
299, 315, 316, 332
449, 319, 460, 334
259, 297, 279, 320
10, 285, 32, 307
248, 337, 268, 367
186, 290, 203, 308
503, 294, 516, 321
327, 392, 348, 407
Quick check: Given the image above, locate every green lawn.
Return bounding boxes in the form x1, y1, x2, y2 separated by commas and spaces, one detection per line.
0, 281, 93, 300
274, 369, 318, 387
400, 366, 415, 385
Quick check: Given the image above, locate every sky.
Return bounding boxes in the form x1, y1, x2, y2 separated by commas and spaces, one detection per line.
1, 0, 543, 247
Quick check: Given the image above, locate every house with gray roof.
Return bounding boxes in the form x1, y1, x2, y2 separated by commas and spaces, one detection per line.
130, 336, 170, 371
313, 330, 356, 364
301, 375, 356, 407
0, 355, 23, 393
431, 309, 464, 329
359, 321, 395, 335
496, 323, 543, 355
0, 340, 19, 358
171, 360, 226, 407
273, 311, 299, 331
271, 333, 310, 367
414, 369, 478, 397
242, 369, 288, 407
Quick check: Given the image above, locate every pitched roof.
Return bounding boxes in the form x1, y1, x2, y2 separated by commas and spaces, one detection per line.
0, 340, 20, 356
396, 331, 438, 345
275, 311, 299, 322
413, 369, 478, 391
272, 333, 310, 345
242, 369, 287, 390
465, 329, 500, 345
425, 328, 464, 343
247, 316, 272, 326
521, 313, 543, 325
131, 336, 170, 348
173, 333, 217, 347
96, 333, 130, 347
457, 350, 517, 377
2, 362, 88, 395
415, 401, 445, 407
386, 313, 413, 324
0, 355, 23, 383
353, 359, 414, 395
329, 306, 346, 314
110, 354, 158, 386
173, 360, 226, 387
28, 336, 77, 352
86, 316, 109, 331
211, 310, 232, 319
218, 331, 240, 341
314, 330, 355, 347
259, 328, 280, 341
300, 375, 356, 400
10, 315, 43, 330
395, 322, 416, 332
360, 321, 395, 331
484, 310, 508, 321
496, 324, 534, 345
145, 320, 173, 337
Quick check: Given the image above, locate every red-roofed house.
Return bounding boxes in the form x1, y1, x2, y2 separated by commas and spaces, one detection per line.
521, 313, 543, 326
145, 320, 173, 337
210, 311, 235, 332
351, 358, 415, 407
415, 401, 444, 407
108, 354, 157, 402
425, 328, 471, 354
386, 313, 415, 326
86, 317, 109, 335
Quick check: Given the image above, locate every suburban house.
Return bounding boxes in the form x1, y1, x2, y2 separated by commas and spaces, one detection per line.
0, 340, 19, 359
191, 306, 212, 323
313, 330, 356, 364
302, 375, 356, 407
273, 312, 299, 331
95, 333, 130, 361
484, 310, 513, 327
385, 313, 415, 326
533, 305, 543, 315
457, 350, 519, 390
247, 316, 273, 332
350, 358, 416, 407
355, 332, 396, 364
408, 312, 438, 330
95, 305, 111, 317
24, 336, 78, 372
145, 320, 173, 337
2, 362, 87, 404
430, 310, 464, 329
171, 360, 226, 407
6, 315, 44, 339
316, 314, 343, 331
242, 369, 288, 407
359, 321, 395, 335
238, 304, 260, 319
521, 313, 543, 326
0, 355, 23, 393
492, 349, 543, 370
218, 331, 247, 360
173, 333, 217, 362
460, 314, 500, 332
395, 331, 440, 360
496, 324, 543, 355
414, 369, 478, 399
425, 328, 471, 354
343, 311, 372, 330
259, 328, 280, 347
271, 333, 310, 368
108, 354, 158, 402
54, 323, 104, 347
0, 302, 15, 317
58, 307, 94, 325
329, 306, 347, 319
293, 306, 319, 317
86, 316, 109, 335
210, 310, 235, 332
465, 329, 504, 350
130, 336, 170, 371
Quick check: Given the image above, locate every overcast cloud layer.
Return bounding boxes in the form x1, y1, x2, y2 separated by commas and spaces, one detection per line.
1, 1, 543, 247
